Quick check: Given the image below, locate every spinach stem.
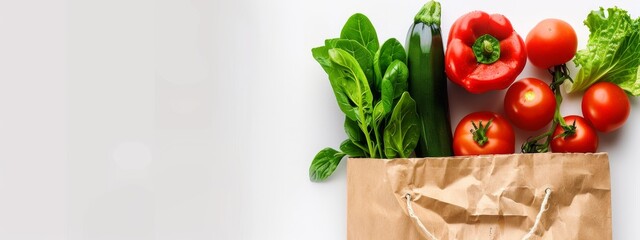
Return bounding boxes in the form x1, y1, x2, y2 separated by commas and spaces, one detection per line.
359, 122, 376, 158
372, 121, 384, 158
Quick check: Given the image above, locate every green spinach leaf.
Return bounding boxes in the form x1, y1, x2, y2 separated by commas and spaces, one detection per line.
328, 48, 374, 123
383, 92, 420, 158
324, 38, 341, 48
343, 116, 369, 157
340, 139, 366, 157
308, 12, 423, 182
309, 148, 346, 182
311, 46, 360, 121
375, 60, 409, 122
311, 46, 333, 73
374, 38, 407, 92
344, 116, 364, 143
325, 38, 374, 83
341, 13, 379, 56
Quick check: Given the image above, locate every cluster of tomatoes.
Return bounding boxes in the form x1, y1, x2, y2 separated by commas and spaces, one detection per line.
452, 19, 631, 156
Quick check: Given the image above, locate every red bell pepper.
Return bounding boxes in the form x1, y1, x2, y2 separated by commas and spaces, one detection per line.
445, 11, 527, 94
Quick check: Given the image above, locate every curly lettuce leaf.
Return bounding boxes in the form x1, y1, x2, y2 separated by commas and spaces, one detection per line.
569, 7, 640, 95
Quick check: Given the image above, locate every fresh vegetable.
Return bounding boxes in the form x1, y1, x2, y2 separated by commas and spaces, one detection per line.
310, 13, 420, 182
569, 7, 640, 95
526, 19, 578, 69
406, 0, 453, 157
550, 115, 599, 153
521, 65, 576, 153
341, 14, 379, 56
453, 111, 515, 156
375, 39, 407, 92
520, 18, 580, 153
582, 82, 631, 132
504, 78, 556, 131
445, 11, 527, 94
309, 148, 346, 182
383, 92, 421, 158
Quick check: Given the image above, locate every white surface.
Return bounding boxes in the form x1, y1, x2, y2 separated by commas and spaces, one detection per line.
0, 0, 638, 239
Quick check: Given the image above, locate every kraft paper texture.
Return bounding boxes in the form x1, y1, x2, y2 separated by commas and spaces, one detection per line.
347, 153, 611, 240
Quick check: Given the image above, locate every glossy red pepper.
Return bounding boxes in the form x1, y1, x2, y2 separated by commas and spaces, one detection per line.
445, 11, 527, 94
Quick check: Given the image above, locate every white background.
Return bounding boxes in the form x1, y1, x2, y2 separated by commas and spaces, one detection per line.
0, 0, 639, 239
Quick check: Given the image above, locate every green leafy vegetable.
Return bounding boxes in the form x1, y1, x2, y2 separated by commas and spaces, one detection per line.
343, 116, 368, 154
570, 7, 640, 95
328, 48, 374, 123
310, 13, 420, 182
383, 92, 421, 158
344, 116, 364, 143
326, 38, 374, 83
340, 139, 366, 157
311, 46, 333, 73
309, 148, 346, 182
383, 60, 410, 101
312, 46, 359, 121
371, 60, 410, 159
341, 13, 379, 56
374, 38, 407, 92
374, 60, 409, 122
328, 48, 378, 158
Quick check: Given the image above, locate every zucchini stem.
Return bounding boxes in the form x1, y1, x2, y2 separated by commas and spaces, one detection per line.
414, 0, 441, 25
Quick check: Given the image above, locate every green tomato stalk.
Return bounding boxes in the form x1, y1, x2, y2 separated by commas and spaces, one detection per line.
521, 64, 575, 153
470, 119, 493, 147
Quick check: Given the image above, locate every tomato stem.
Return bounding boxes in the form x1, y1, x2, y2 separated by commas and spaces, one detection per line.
471, 119, 493, 147
521, 64, 574, 153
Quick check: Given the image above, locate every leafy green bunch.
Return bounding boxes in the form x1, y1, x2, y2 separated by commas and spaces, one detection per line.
569, 7, 640, 95
309, 14, 420, 182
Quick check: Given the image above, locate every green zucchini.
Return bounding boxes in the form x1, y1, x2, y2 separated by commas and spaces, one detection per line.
406, 1, 453, 157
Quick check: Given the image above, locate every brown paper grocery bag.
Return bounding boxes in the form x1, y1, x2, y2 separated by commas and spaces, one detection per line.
347, 153, 611, 240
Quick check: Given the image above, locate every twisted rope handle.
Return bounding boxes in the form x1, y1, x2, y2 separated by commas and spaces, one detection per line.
404, 188, 552, 240
405, 192, 438, 240
521, 188, 552, 240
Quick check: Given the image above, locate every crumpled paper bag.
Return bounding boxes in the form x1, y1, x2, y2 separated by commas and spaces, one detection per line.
347, 153, 611, 240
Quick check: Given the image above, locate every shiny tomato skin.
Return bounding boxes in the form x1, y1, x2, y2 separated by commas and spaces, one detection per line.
582, 82, 631, 133
551, 115, 598, 153
453, 111, 515, 156
504, 78, 556, 131
526, 19, 577, 69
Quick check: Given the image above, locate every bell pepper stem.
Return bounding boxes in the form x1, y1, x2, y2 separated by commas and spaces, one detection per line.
483, 40, 494, 55
472, 34, 501, 64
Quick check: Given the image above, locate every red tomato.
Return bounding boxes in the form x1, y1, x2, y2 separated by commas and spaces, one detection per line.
551, 115, 598, 153
453, 111, 515, 156
526, 19, 577, 69
582, 82, 631, 132
504, 78, 556, 131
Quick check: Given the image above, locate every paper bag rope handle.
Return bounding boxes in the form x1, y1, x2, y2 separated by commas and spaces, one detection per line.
404, 188, 552, 240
